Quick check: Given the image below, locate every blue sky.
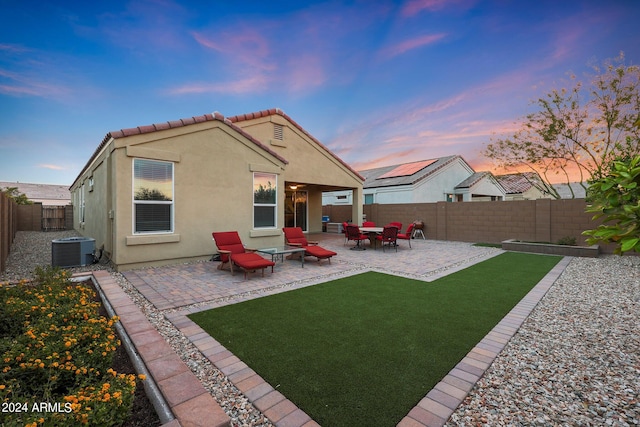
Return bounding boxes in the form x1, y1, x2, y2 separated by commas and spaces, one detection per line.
1, 0, 639, 185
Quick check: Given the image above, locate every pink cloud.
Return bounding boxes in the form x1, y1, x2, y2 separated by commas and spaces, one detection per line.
0, 69, 71, 99
378, 33, 447, 60
192, 30, 275, 72
0, 43, 31, 54
168, 75, 269, 95
401, 0, 477, 17
401, 0, 451, 17
86, 0, 191, 53
38, 164, 67, 171
285, 54, 327, 93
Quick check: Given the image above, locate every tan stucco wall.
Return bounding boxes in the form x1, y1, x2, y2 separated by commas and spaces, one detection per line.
70, 142, 112, 256
233, 115, 362, 188
110, 123, 286, 269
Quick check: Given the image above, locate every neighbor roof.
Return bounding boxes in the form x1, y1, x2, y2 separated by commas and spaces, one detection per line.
0, 181, 70, 205
496, 172, 542, 194
359, 155, 460, 188
552, 182, 588, 199
455, 172, 493, 189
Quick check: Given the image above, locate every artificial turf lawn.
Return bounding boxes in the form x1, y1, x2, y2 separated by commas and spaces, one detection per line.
189, 252, 561, 426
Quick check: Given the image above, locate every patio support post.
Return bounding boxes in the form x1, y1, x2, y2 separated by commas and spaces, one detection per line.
352, 187, 364, 226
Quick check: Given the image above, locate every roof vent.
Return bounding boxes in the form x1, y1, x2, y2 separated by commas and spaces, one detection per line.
274, 124, 284, 140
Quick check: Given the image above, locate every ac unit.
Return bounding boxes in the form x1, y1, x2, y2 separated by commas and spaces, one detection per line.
52, 237, 96, 268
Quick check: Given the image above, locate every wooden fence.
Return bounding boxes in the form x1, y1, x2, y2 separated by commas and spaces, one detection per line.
1, 202, 73, 273
42, 206, 67, 231
0, 192, 18, 274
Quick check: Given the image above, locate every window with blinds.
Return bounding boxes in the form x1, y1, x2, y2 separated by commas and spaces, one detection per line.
133, 158, 174, 233
253, 172, 277, 228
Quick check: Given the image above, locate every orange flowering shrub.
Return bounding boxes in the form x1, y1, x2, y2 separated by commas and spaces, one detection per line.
0, 267, 146, 426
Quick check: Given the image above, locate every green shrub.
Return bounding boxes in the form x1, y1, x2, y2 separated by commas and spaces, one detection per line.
556, 236, 577, 246
583, 154, 640, 254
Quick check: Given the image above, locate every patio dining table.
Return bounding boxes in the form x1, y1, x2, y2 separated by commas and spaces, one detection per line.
359, 227, 384, 249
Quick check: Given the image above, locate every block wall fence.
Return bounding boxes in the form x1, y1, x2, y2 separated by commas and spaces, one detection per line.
322, 198, 615, 254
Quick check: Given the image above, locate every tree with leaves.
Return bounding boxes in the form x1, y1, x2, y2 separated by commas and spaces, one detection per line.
484, 53, 640, 199
0, 187, 32, 205
583, 153, 640, 254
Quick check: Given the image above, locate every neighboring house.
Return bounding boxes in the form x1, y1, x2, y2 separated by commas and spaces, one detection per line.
553, 182, 588, 199
323, 155, 505, 205
70, 108, 364, 271
0, 181, 71, 205
495, 172, 554, 200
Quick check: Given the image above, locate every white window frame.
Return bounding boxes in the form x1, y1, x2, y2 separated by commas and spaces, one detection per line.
253, 172, 278, 229
132, 158, 174, 234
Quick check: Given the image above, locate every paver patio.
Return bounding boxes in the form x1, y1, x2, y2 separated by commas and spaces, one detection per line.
88, 234, 571, 427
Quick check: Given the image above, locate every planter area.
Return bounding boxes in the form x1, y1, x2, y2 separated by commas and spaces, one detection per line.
502, 239, 599, 257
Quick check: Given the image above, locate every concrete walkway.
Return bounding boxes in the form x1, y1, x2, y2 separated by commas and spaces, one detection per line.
89, 234, 570, 427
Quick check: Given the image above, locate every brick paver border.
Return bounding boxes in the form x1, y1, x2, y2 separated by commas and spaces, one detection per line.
85, 270, 231, 427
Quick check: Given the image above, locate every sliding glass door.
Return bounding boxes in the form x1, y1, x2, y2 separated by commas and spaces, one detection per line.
285, 190, 307, 231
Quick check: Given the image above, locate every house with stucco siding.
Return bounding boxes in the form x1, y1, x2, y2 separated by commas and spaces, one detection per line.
70, 108, 364, 271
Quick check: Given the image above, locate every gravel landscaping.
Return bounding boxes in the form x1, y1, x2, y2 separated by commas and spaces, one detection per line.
2, 230, 639, 426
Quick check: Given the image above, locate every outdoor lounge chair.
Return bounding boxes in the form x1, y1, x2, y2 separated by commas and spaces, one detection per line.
282, 227, 337, 263
345, 225, 368, 250
376, 225, 399, 252
396, 223, 415, 248
212, 231, 275, 280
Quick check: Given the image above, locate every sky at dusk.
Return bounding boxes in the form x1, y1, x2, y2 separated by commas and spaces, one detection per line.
1, 0, 640, 185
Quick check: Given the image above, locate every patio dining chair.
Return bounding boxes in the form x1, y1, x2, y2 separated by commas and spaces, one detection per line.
212, 231, 275, 280
388, 222, 402, 230
345, 225, 368, 250
283, 227, 337, 263
376, 225, 399, 252
396, 223, 415, 248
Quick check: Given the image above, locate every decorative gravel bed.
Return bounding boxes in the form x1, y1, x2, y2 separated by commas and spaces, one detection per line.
448, 255, 640, 426
3, 231, 639, 426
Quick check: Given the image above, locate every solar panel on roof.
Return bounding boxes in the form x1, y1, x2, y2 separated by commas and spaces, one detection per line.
377, 159, 437, 179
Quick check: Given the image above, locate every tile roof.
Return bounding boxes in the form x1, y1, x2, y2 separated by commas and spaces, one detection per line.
359, 155, 460, 188
455, 172, 492, 189
495, 172, 541, 194
227, 108, 365, 181
71, 112, 290, 189
72, 108, 364, 189
0, 181, 70, 204
552, 182, 588, 199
